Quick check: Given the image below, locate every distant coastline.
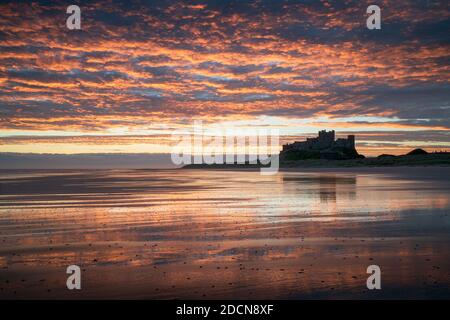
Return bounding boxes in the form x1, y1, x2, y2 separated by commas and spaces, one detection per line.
182, 130, 450, 170
182, 151, 450, 169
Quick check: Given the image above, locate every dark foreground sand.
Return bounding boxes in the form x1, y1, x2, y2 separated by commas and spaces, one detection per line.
0, 167, 449, 299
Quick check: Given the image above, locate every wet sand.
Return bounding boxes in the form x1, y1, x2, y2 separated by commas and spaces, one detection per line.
0, 167, 449, 299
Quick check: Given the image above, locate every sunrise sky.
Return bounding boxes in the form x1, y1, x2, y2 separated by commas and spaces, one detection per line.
1, 0, 449, 158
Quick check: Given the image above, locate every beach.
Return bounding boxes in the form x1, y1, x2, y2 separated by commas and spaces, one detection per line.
0, 167, 449, 299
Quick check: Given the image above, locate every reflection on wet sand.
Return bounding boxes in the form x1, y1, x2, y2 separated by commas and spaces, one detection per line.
0, 168, 449, 299
282, 174, 357, 203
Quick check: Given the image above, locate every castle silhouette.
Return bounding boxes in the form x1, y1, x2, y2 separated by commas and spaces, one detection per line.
281, 130, 362, 160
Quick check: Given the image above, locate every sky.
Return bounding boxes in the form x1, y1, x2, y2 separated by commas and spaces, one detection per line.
0, 0, 449, 159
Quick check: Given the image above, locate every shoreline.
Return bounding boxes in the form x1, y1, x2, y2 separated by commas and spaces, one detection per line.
1, 164, 450, 171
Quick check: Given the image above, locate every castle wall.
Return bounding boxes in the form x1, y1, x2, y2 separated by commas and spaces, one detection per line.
282, 131, 356, 152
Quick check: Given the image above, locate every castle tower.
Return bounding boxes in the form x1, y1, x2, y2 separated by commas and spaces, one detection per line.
347, 135, 355, 148
318, 130, 335, 147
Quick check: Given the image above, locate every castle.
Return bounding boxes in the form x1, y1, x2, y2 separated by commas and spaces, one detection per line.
281, 130, 361, 160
